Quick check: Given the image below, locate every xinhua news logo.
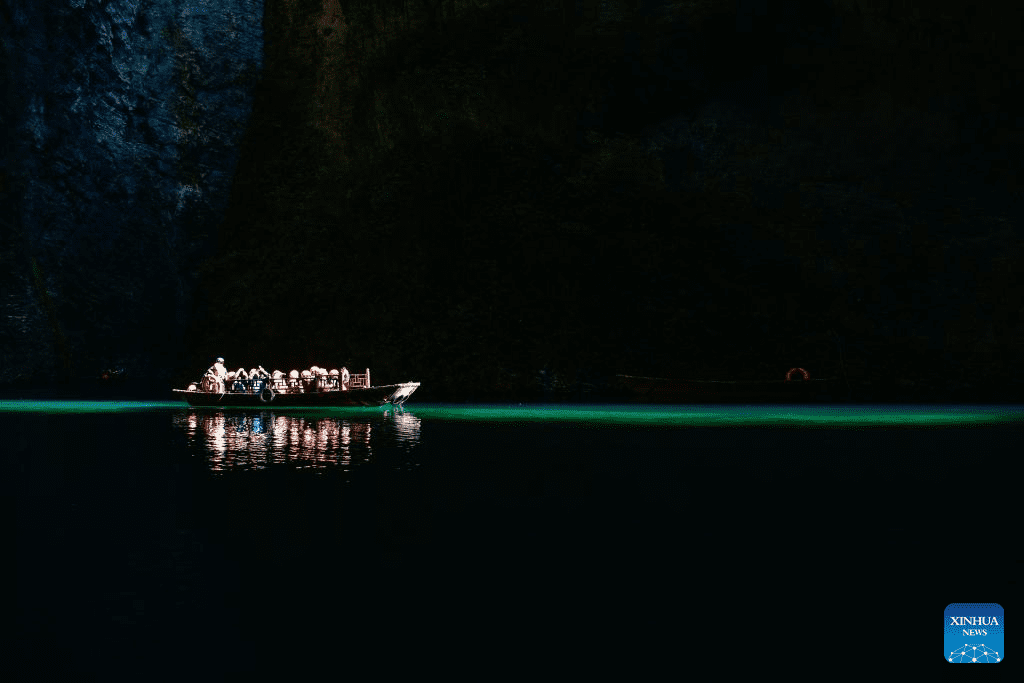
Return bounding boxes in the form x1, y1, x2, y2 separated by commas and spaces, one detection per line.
945, 603, 1003, 663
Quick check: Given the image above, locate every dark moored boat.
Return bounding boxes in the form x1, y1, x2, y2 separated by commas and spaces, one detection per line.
615, 368, 839, 403
173, 368, 419, 407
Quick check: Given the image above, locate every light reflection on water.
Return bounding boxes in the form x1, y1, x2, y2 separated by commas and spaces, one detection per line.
172, 408, 422, 473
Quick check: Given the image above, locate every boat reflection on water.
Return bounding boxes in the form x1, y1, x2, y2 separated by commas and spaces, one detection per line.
172, 408, 422, 472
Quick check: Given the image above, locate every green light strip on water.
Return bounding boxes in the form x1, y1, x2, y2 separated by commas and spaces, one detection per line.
0, 401, 185, 413
401, 404, 1024, 428
0, 401, 1021, 426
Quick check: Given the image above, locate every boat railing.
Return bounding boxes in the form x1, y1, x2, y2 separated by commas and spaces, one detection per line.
191, 370, 372, 393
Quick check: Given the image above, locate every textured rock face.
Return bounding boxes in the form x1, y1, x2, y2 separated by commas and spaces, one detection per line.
167, 0, 1020, 403
3, 1, 1021, 400
1, 0, 262, 383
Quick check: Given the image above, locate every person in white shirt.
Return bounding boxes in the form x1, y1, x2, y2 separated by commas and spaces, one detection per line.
272, 370, 287, 393
205, 357, 227, 393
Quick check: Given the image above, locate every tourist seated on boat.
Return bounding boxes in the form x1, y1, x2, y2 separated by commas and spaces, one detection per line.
289, 370, 301, 392
315, 367, 330, 391
301, 369, 313, 392
232, 368, 249, 392
329, 368, 340, 389
249, 366, 270, 393
272, 370, 288, 393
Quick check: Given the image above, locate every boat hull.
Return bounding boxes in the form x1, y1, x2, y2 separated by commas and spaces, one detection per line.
172, 382, 420, 408
614, 375, 838, 403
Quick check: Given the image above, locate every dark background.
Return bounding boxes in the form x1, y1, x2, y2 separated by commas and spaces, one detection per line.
3, 0, 1023, 403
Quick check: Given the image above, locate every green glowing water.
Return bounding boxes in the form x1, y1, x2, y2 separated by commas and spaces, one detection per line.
1, 400, 1021, 427
0, 401, 186, 413
402, 404, 1024, 428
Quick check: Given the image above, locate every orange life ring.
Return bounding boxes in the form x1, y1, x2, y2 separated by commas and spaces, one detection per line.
785, 367, 810, 382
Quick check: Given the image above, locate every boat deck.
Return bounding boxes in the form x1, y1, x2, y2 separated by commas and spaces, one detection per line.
172, 382, 420, 407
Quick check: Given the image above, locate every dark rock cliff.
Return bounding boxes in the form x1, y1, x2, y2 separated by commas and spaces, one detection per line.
1, 0, 262, 385
3, 1, 1022, 401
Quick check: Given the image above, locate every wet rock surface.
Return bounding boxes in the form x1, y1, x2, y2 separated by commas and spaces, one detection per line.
1, 0, 262, 384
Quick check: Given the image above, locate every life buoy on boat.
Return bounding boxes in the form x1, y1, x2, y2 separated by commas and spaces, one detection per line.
785, 367, 810, 382
260, 385, 275, 402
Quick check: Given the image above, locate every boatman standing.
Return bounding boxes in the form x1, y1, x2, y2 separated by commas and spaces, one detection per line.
207, 357, 227, 393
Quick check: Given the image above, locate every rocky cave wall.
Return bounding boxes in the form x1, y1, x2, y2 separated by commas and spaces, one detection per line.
2, 1, 1022, 400
1, 0, 263, 384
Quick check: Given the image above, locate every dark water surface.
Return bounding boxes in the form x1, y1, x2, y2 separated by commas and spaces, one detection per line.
10, 402, 1019, 677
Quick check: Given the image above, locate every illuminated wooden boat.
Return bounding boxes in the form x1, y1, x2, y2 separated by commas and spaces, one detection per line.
173, 368, 420, 407
614, 368, 839, 403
